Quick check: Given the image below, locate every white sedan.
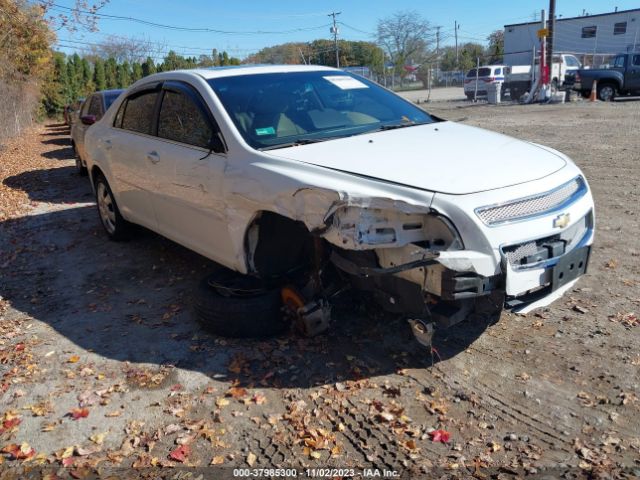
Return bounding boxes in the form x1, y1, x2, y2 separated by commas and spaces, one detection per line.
84, 65, 594, 341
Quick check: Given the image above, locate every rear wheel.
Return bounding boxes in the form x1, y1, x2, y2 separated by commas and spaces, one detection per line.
94, 173, 131, 240
597, 83, 616, 102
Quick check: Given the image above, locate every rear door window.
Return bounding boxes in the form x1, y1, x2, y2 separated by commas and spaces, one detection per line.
157, 89, 213, 149
633, 55, 640, 67
120, 91, 159, 135
494, 68, 502, 75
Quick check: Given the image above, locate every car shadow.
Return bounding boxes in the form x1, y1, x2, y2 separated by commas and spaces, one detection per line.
41, 137, 72, 147
1, 205, 493, 389
3, 166, 93, 204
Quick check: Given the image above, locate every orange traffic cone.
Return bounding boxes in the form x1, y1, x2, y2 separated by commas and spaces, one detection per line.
589, 79, 598, 102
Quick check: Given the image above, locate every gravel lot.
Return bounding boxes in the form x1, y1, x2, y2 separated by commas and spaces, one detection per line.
1, 97, 639, 478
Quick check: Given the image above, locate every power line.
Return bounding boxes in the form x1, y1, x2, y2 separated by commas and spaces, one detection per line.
42, 3, 331, 35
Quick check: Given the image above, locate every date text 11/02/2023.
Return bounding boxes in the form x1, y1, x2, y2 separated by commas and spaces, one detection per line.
232, 468, 401, 477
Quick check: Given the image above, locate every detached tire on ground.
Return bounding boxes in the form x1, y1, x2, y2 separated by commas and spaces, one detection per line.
194, 270, 288, 338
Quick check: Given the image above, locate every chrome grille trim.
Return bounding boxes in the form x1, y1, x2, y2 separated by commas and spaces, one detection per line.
476, 176, 587, 226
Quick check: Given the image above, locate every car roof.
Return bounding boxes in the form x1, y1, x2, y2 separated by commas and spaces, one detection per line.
164, 64, 340, 81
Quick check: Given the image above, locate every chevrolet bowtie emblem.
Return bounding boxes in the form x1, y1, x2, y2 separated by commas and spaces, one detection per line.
553, 213, 571, 229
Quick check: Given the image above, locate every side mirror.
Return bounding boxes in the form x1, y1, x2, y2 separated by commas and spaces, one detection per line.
80, 115, 96, 126
209, 132, 225, 153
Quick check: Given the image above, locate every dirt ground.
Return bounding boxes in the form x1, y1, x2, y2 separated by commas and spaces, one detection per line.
1, 97, 639, 478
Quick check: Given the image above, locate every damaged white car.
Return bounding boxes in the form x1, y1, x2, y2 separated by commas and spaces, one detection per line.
84, 65, 595, 345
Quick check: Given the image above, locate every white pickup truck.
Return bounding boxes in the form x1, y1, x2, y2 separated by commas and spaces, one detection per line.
506, 53, 582, 100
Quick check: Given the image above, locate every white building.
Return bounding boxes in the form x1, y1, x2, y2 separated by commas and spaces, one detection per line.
504, 8, 640, 66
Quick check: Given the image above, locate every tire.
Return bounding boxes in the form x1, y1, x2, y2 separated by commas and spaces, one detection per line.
597, 83, 616, 102
194, 270, 288, 338
94, 173, 131, 240
465, 93, 474, 100
580, 90, 591, 99
510, 87, 521, 102
72, 142, 88, 176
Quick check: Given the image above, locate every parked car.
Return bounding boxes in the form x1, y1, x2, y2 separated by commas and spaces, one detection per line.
63, 98, 84, 127
71, 89, 123, 175
573, 53, 640, 101
84, 65, 595, 345
505, 53, 582, 101
463, 65, 506, 99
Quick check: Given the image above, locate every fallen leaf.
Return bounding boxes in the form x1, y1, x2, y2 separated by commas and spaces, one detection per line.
68, 408, 89, 420
1, 442, 35, 460
216, 397, 230, 407
310, 450, 322, 459
168, 444, 190, 463
405, 439, 418, 450
68, 355, 80, 363
429, 429, 451, 443
211, 455, 224, 465
89, 432, 107, 445
247, 451, 257, 466
226, 387, 247, 399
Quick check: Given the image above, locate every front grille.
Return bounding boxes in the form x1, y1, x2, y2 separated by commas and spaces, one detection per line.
476, 177, 586, 226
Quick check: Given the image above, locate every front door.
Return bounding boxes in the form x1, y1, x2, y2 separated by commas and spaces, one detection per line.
626, 54, 640, 92
148, 82, 232, 263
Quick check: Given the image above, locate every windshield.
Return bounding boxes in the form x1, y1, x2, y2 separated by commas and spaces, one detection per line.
104, 91, 123, 110
207, 71, 434, 150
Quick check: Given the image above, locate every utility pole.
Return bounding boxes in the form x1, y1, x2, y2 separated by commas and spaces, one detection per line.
546, 0, 556, 86
328, 11, 341, 68
435, 26, 441, 82
454, 21, 459, 69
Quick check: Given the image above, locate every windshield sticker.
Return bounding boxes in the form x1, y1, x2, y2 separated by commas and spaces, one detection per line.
255, 127, 276, 136
323, 75, 369, 90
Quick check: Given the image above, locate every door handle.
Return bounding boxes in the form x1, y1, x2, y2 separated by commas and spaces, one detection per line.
104, 139, 112, 150
146, 151, 160, 164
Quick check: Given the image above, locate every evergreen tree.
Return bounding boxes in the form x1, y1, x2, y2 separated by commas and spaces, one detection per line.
131, 62, 143, 83
105, 57, 118, 89
141, 57, 156, 77
93, 58, 106, 91
116, 61, 131, 88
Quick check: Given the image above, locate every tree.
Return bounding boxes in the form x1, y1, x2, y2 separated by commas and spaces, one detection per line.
39, 0, 111, 33
116, 61, 130, 88
93, 58, 106, 90
89, 35, 155, 64
131, 62, 143, 83
104, 57, 118, 89
376, 10, 432, 78
141, 57, 156, 77
486, 30, 504, 64
458, 42, 485, 72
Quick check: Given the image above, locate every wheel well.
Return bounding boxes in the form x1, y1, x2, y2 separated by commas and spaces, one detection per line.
90, 165, 104, 186
598, 81, 618, 90
244, 211, 315, 279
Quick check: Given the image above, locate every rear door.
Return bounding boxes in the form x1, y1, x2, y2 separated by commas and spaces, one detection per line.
149, 81, 231, 262
108, 86, 161, 229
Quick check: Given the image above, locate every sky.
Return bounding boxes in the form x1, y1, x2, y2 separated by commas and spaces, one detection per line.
49, 0, 640, 61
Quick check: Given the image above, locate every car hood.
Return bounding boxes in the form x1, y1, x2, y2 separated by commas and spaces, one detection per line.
267, 121, 567, 195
